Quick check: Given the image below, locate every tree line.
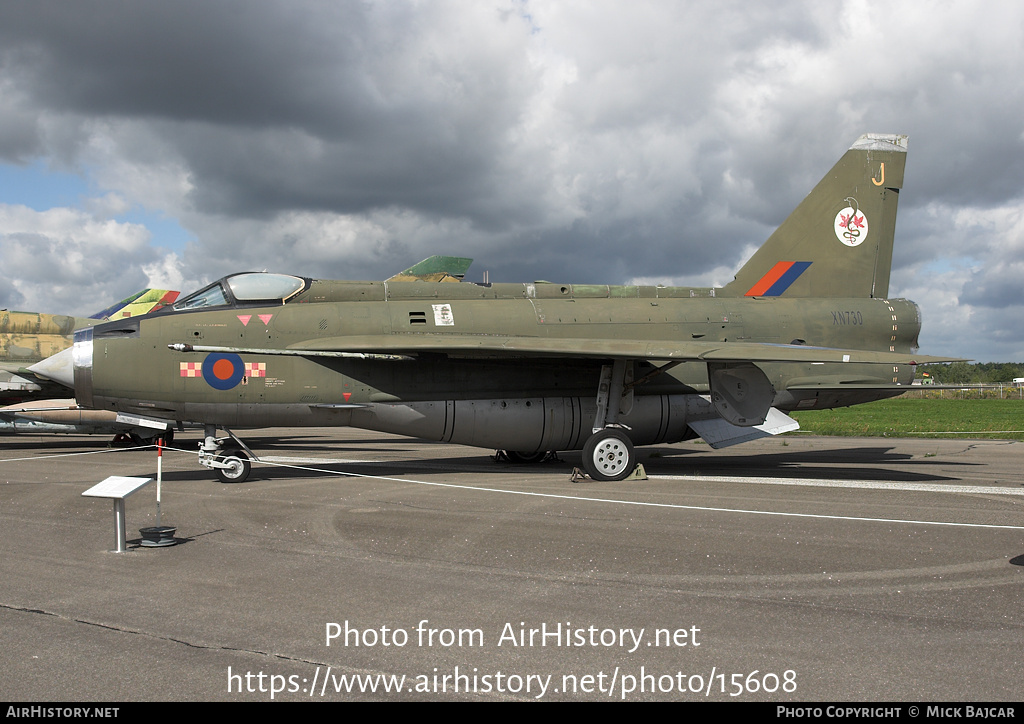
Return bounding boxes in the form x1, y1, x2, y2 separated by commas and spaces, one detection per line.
916, 362, 1024, 385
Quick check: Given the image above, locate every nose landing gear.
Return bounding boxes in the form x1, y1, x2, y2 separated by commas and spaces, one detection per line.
199, 426, 257, 483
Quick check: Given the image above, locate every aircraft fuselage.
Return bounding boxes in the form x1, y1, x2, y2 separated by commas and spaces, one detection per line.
74, 283, 920, 452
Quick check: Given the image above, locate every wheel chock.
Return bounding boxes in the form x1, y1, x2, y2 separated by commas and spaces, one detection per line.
570, 467, 589, 483
571, 463, 647, 482
626, 463, 648, 480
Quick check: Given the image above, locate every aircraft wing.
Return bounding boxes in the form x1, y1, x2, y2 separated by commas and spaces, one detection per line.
291, 334, 959, 365
173, 334, 960, 366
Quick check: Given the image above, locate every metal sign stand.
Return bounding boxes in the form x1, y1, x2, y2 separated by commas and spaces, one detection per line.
82, 476, 154, 552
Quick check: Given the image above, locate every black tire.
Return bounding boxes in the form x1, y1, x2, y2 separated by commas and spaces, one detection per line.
581, 429, 635, 481
216, 448, 252, 483
505, 451, 548, 464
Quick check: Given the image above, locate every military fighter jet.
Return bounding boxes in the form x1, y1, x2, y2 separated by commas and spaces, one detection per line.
42, 134, 956, 482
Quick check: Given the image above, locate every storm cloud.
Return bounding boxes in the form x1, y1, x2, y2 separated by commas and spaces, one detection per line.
1, 0, 1023, 360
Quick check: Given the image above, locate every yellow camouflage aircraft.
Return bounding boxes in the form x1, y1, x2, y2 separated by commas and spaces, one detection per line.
38, 134, 957, 481
0, 288, 178, 440
1, 287, 179, 401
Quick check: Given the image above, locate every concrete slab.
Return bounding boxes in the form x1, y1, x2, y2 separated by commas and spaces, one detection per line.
2, 429, 1022, 701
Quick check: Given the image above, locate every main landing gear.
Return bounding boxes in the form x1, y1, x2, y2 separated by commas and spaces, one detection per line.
580, 359, 640, 482
199, 425, 255, 483
496, 450, 559, 464
110, 428, 175, 448
498, 362, 644, 481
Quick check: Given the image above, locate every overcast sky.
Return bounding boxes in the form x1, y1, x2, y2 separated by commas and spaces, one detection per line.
1, 0, 1023, 361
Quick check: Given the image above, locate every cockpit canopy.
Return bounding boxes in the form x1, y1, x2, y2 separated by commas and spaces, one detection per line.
172, 273, 309, 311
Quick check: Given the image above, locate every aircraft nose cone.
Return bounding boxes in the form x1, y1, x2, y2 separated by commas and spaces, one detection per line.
27, 347, 75, 388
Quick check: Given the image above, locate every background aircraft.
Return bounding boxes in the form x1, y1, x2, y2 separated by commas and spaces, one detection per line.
0, 399, 176, 443
42, 134, 956, 481
0, 288, 179, 442
1, 287, 179, 402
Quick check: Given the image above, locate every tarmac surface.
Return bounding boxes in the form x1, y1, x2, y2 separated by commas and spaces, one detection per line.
2, 428, 1022, 702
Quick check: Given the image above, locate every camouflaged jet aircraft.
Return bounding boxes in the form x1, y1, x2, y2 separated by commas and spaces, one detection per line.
45, 134, 956, 482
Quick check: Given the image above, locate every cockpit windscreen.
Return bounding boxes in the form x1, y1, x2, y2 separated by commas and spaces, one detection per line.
172, 273, 308, 311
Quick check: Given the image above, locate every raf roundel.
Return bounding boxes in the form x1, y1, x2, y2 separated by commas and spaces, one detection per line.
202, 352, 246, 390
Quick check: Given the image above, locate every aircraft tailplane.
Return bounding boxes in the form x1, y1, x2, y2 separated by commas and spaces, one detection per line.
720, 133, 908, 299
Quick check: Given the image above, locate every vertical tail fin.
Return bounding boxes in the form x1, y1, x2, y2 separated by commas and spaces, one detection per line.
721, 133, 908, 299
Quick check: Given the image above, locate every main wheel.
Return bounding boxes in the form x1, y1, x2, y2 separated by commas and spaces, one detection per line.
582, 429, 635, 481
505, 451, 548, 464
216, 448, 252, 483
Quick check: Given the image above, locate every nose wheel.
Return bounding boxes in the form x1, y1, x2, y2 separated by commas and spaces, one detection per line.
199, 426, 257, 483
215, 448, 252, 483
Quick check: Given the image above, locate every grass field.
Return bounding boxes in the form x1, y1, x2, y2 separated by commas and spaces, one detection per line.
789, 398, 1024, 439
